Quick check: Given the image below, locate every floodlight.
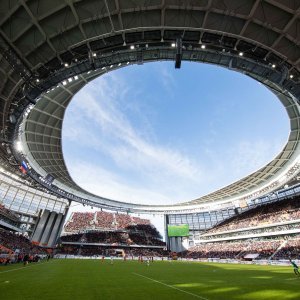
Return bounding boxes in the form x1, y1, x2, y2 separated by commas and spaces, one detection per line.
130, 45, 135, 50
64, 62, 69, 67
272, 64, 276, 68
239, 52, 243, 56
171, 43, 176, 47
290, 74, 294, 79
15, 141, 23, 152
201, 44, 206, 49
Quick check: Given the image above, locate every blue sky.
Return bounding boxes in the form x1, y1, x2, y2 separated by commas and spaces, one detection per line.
62, 61, 289, 235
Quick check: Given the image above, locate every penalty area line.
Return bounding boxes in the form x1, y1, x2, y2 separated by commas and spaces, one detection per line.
132, 272, 209, 300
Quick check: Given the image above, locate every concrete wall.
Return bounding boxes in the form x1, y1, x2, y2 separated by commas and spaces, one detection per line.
31, 209, 66, 247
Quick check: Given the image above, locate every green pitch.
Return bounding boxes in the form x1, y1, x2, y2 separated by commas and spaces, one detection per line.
0, 259, 299, 300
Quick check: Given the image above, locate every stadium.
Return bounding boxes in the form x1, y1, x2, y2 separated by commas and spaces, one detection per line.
1, 0, 300, 299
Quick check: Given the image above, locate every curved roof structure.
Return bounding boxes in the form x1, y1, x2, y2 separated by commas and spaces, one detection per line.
1, 0, 300, 213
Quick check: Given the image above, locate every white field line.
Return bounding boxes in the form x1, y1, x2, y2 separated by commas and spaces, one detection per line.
132, 272, 209, 300
0, 261, 51, 274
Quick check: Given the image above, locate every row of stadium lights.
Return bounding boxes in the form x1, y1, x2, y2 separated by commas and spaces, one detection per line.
35, 43, 203, 85
34, 42, 296, 86
170, 42, 295, 79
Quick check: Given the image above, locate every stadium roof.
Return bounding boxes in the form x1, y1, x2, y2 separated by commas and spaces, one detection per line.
1, 0, 300, 213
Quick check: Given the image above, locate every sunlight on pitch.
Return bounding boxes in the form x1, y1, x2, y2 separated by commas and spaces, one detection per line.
173, 283, 206, 288
250, 276, 273, 279
240, 290, 300, 300
208, 287, 239, 293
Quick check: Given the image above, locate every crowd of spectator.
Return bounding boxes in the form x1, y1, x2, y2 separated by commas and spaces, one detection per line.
0, 229, 48, 256
273, 238, 300, 260
59, 233, 86, 243
127, 224, 161, 239
115, 214, 132, 229
64, 211, 152, 233
185, 239, 284, 260
60, 227, 165, 247
57, 245, 167, 258
95, 211, 114, 229
64, 212, 94, 232
206, 198, 300, 235
201, 223, 300, 241
131, 217, 150, 225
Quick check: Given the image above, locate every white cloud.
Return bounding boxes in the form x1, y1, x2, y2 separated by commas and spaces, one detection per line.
63, 72, 203, 183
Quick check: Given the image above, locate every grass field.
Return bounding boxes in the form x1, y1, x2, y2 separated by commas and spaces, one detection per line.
0, 259, 299, 300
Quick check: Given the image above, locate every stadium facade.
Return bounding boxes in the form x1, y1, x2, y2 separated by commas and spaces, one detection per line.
0, 1, 300, 250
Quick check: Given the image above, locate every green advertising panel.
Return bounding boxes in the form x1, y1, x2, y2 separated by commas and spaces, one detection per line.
167, 224, 189, 237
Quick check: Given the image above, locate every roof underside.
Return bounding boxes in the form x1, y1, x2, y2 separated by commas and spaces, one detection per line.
22, 53, 300, 207
1, 0, 300, 211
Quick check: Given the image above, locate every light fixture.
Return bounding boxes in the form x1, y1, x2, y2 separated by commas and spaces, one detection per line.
92, 52, 97, 57
74, 75, 79, 80
36, 79, 40, 83
290, 74, 294, 79
272, 64, 276, 68
239, 52, 243, 56
64, 62, 69, 67
15, 141, 23, 152
110, 65, 113, 68
171, 43, 176, 47
118, 63, 122, 66
68, 78, 73, 83
201, 44, 206, 49
130, 45, 135, 50
62, 80, 67, 85
126, 62, 130, 65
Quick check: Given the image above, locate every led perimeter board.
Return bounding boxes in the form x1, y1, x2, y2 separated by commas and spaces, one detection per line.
167, 224, 189, 237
